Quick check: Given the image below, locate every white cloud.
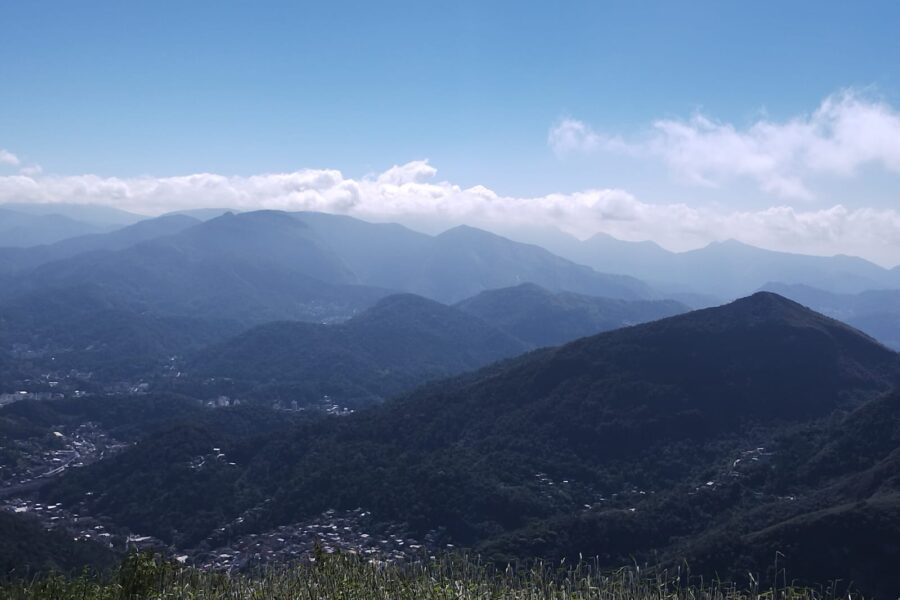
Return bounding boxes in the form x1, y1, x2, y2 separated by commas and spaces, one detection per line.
548, 118, 603, 155
0, 149, 20, 167
551, 90, 900, 199
3, 160, 900, 266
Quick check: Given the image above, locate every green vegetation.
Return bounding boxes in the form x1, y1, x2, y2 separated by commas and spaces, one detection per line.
0, 512, 116, 579
0, 552, 846, 600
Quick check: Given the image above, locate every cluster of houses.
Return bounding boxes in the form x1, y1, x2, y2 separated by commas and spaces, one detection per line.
1, 497, 165, 552
190, 508, 444, 571
0, 422, 128, 492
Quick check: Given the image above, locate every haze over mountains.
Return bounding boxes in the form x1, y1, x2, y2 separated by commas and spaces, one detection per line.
7, 202, 900, 305
0, 203, 144, 247
3, 203, 900, 596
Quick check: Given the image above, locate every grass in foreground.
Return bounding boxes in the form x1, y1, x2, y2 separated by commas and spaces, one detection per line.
1, 551, 852, 600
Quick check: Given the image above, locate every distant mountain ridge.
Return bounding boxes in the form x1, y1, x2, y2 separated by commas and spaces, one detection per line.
0, 210, 659, 325
0, 203, 146, 248
516, 228, 900, 299
290, 213, 656, 303
0, 207, 106, 247
0, 214, 200, 274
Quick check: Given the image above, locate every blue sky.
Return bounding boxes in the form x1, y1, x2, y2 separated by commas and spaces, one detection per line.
3, 1, 900, 263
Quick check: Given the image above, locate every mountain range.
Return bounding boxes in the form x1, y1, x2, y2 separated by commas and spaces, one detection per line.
5, 204, 900, 311
4, 204, 900, 595
0, 211, 654, 328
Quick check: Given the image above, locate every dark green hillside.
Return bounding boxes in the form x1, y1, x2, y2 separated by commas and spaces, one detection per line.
0, 393, 206, 441
43, 404, 316, 548
0, 394, 207, 484
0, 512, 116, 579
455, 283, 688, 346
43, 293, 900, 591
669, 388, 900, 598
188, 293, 527, 405
254, 293, 896, 535
0, 285, 242, 378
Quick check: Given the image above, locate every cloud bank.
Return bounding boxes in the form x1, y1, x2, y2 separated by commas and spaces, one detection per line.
2, 158, 900, 266
549, 89, 900, 199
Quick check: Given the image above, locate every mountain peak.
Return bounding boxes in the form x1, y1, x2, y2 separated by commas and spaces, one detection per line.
365, 292, 446, 314
687, 291, 832, 329
437, 224, 502, 241
732, 290, 800, 309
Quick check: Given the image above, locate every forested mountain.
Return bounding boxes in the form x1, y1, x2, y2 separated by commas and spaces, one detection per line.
0, 511, 116, 579
186, 294, 527, 406
669, 388, 900, 598
455, 283, 688, 346
42, 294, 900, 595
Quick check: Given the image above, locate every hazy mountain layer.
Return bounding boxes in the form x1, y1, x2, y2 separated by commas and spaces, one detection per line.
526, 228, 900, 299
